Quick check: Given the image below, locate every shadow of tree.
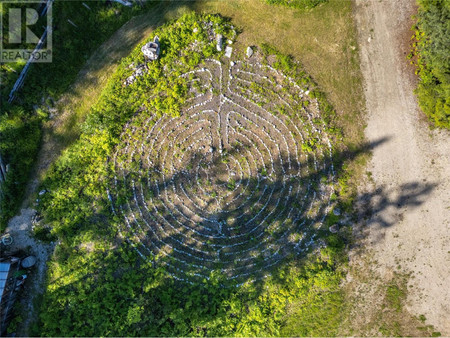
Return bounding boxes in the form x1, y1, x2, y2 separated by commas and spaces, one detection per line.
110, 134, 436, 285
37, 135, 438, 336
358, 182, 437, 229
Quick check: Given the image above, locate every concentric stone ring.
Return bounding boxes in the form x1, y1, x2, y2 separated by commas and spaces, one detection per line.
108, 55, 335, 285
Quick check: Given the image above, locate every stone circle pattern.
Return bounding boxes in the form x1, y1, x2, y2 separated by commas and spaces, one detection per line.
108, 56, 336, 285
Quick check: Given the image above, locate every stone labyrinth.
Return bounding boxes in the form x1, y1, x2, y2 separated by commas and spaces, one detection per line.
108, 54, 337, 285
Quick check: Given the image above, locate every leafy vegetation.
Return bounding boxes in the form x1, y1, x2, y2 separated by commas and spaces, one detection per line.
412, 0, 450, 128
378, 275, 434, 336
22, 13, 354, 336
386, 283, 406, 313
0, 1, 155, 230
0, 108, 41, 229
35, 237, 346, 336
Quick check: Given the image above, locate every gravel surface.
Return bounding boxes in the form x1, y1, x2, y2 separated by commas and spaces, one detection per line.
355, 0, 450, 333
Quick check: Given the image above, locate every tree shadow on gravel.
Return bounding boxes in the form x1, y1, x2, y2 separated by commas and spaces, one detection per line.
358, 182, 437, 229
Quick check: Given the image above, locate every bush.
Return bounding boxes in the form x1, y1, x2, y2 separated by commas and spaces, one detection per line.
413, 0, 450, 128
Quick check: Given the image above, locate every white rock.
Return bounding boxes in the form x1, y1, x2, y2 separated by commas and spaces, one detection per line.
246, 46, 253, 58
141, 36, 160, 61
329, 224, 339, 233
216, 34, 223, 51
225, 46, 233, 58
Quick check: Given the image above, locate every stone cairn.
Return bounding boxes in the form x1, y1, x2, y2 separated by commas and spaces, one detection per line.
124, 36, 160, 86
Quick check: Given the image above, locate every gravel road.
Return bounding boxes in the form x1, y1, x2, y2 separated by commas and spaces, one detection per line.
355, 0, 450, 333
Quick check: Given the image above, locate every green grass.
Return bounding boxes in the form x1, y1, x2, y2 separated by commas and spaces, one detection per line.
386, 283, 406, 313
4, 0, 369, 335
412, 0, 450, 128
265, 0, 328, 10
281, 286, 344, 336
38, 0, 365, 216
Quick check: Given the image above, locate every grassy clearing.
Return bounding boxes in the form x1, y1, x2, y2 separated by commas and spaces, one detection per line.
265, 0, 328, 10
11, 0, 369, 335
35, 0, 365, 212
47, 0, 364, 152
195, 0, 364, 142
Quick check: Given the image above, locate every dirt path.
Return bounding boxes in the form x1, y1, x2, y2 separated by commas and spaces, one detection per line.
4, 208, 54, 336
354, 0, 450, 334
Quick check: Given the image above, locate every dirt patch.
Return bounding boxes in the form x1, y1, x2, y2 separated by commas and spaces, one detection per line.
3, 208, 55, 336
341, 247, 438, 336
353, 0, 450, 334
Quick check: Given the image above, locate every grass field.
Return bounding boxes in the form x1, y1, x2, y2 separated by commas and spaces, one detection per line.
18, 0, 367, 335
32, 0, 364, 203
47, 0, 363, 148
195, 0, 364, 140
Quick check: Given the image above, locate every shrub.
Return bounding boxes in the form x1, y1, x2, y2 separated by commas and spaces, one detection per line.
413, 0, 450, 128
